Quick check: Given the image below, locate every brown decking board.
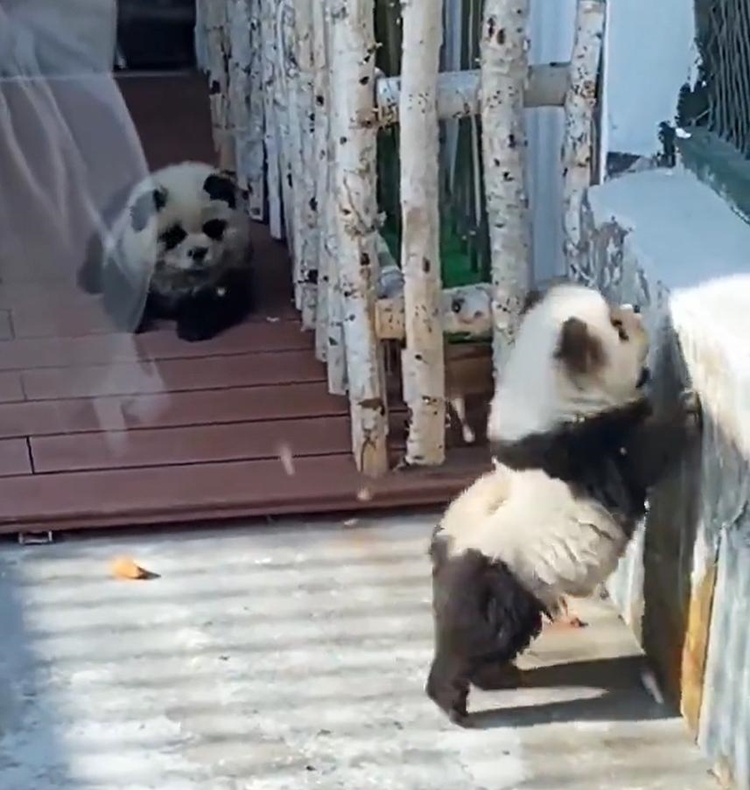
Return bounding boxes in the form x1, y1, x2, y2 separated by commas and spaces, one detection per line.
0, 311, 12, 341
0, 372, 24, 404
0, 439, 32, 477
30, 415, 353, 473
0, 71, 488, 535
22, 349, 327, 401
0, 321, 312, 372
0, 383, 344, 440
0, 449, 489, 534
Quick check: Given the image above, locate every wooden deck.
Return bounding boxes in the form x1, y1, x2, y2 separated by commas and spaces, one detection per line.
0, 72, 490, 536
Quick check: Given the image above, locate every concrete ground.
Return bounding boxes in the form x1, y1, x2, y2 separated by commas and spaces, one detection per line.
0, 514, 717, 790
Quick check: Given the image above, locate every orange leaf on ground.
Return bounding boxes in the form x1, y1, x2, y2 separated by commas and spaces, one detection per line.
111, 556, 157, 580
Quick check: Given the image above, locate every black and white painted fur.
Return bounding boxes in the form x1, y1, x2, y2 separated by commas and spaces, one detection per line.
77, 160, 254, 342
426, 281, 702, 725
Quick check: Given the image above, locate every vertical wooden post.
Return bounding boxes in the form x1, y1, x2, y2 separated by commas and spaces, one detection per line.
228, 0, 264, 220
194, 0, 209, 72
206, 0, 236, 172
275, 0, 296, 252
260, 0, 283, 239
324, 2, 347, 394
294, 0, 320, 329
330, 0, 388, 477
562, 0, 605, 280
480, 0, 532, 380
399, 0, 445, 465
279, 0, 305, 301
312, 0, 331, 361
228, 0, 266, 222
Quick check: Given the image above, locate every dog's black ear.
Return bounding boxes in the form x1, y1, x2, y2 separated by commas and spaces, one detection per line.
203, 174, 237, 209
129, 187, 167, 232
555, 316, 605, 378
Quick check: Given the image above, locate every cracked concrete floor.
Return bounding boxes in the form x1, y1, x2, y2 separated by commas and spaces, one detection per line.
0, 515, 717, 790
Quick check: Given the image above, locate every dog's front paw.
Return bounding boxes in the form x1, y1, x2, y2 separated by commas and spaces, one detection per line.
176, 311, 217, 342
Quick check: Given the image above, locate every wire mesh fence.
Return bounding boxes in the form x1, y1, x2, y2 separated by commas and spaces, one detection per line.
679, 0, 750, 157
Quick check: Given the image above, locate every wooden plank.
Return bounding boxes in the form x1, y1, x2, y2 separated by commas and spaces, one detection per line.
0, 382, 346, 439
0, 447, 491, 533
0, 439, 31, 476
9, 302, 300, 338
21, 350, 326, 401
0, 372, 24, 404
0, 258, 71, 285
30, 415, 352, 473
0, 280, 85, 310
10, 302, 114, 338
0, 322, 312, 371
0, 311, 12, 341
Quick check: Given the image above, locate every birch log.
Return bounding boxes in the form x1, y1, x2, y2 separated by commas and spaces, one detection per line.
229, 0, 266, 222
194, 0, 208, 72
229, 0, 263, 218
480, 0, 533, 380
206, 0, 236, 172
260, 0, 283, 239
562, 0, 605, 280
295, 0, 320, 328
312, 0, 331, 361
326, 165, 348, 393
376, 63, 569, 126
324, 0, 347, 394
277, 0, 305, 300
275, 0, 296, 252
399, 0, 445, 466
330, 0, 388, 477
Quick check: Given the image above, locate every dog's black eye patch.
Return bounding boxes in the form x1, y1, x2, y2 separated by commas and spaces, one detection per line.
203, 174, 237, 209
202, 219, 227, 240
159, 223, 188, 251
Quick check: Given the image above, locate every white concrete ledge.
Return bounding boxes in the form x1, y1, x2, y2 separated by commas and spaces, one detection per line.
584, 168, 750, 457
581, 166, 750, 788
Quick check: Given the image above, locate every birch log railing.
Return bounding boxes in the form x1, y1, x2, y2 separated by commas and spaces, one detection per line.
194, 0, 606, 477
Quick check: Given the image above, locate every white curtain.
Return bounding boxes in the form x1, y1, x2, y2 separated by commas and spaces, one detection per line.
0, 0, 150, 328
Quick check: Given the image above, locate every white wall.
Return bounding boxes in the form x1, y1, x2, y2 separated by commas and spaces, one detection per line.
527, 0, 698, 280
604, 0, 697, 157
527, 0, 576, 280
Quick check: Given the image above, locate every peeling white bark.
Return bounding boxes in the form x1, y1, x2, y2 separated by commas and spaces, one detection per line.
275, 0, 296, 251
194, 0, 209, 72
399, 0, 445, 466
480, 0, 533, 380
312, 0, 331, 361
330, 0, 388, 476
376, 63, 568, 126
277, 0, 304, 300
260, 0, 283, 239
326, 181, 348, 394
323, 0, 347, 394
227, 0, 265, 221
206, 0, 236, 172
562, 0, 605, 278
295, 0, 319, 326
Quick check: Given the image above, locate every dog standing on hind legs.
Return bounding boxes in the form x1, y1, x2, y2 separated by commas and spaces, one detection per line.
425, 282, 702, 725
